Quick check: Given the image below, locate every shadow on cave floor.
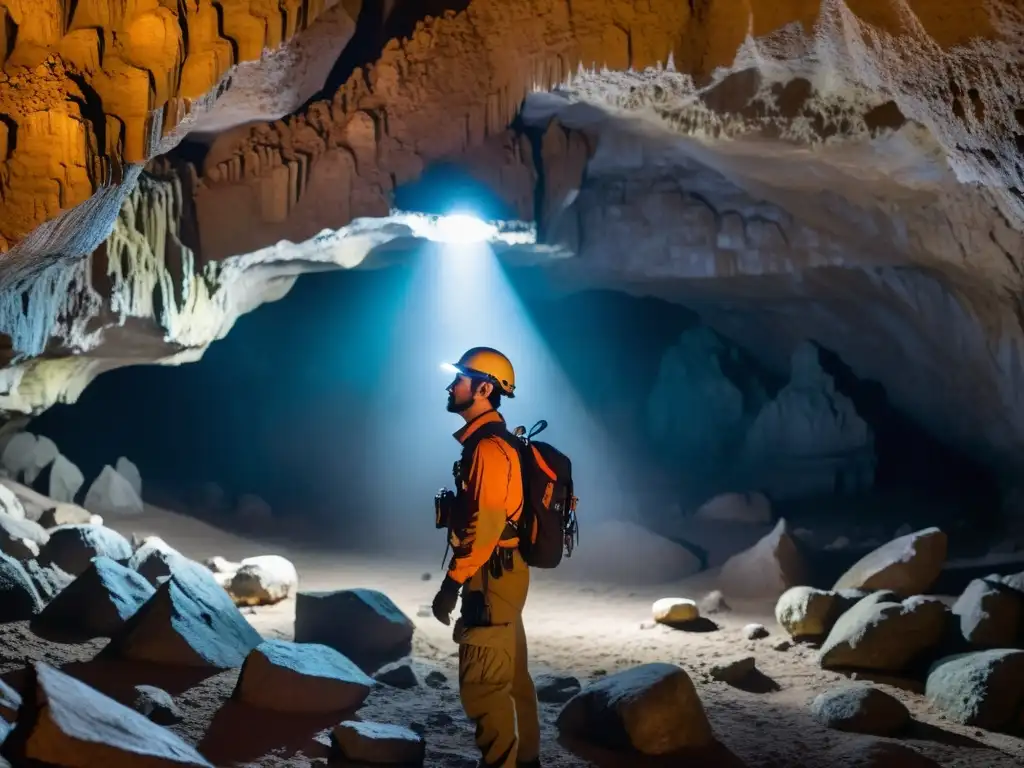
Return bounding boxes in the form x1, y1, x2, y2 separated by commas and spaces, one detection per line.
557, 736, 747, 767
198, 700, 338, 765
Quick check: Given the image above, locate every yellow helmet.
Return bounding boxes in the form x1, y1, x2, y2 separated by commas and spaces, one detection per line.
448, 347, 516, 397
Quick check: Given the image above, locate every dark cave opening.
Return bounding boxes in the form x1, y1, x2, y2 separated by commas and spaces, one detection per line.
27, 257, 1001, 550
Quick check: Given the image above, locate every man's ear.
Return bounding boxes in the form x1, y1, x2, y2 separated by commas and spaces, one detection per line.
474, 380, 493, 400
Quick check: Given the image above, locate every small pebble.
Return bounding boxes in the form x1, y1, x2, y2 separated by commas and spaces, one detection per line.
744, 623, 769, 640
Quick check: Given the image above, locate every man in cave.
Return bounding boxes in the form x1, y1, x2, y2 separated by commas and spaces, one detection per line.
431, 346, 541, 768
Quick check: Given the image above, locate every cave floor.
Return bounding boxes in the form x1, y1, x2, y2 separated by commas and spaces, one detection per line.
4, 506, 1022, 768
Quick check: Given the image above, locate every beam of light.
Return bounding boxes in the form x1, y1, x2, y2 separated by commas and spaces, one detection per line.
433, 213, 498, 245
360, 234, 635, 557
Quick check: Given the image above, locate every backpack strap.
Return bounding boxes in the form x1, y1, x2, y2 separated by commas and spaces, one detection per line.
459, 421, 523, 541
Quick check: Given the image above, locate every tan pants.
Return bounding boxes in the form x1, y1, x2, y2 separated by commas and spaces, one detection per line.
453, 548, 540, 767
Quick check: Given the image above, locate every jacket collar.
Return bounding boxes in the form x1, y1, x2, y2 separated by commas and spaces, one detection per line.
453, 409, 504, 445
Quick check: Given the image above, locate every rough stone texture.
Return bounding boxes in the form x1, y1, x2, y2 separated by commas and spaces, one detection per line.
127, 536, 209, 586
38, 524, 133, 576
0, 0, 339, 261
819, 593, 950, 673
0, 662, 212, 768
132, 684, 182, 726
331, 721, 426, 766
83, 465, 144, 517
535, 673, 582, 704
952, 577, 1024, 648
925, 649, 1024, 731
38, 502, 91, 529
227, 554, 299, 606
0, 483, 25, 521
0, 551, 45, 620
556, 663, 714, 755
24, 558, 73, 601
233, 639, 374, 713
0, 513, 47, 561
810, 685, 911, 736
741, 341, 876, 500
832, 528, 948, 597
31, 555, 154, 641
718, 518, 807, 599
651, 598, 699, 626
294, 589, 414, 674
46, 454, 84, 504
775, 587, 867, 640
104, 567, 262, 668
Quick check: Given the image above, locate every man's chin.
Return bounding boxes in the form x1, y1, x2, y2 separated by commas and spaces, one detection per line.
447, 398, 470, 414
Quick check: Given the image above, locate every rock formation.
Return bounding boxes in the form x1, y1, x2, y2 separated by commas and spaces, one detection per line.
0, 1, 1022, 492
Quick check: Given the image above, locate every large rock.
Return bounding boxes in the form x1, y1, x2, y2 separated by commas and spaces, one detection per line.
0, 662, 212, 768
0, 514, 48, 561
925, 649, 1024, 731
0, 484, 26, 521
228, 555, 298, 606
115, 456, 143, 499
38, 502, 92, 529
556, 663, 713, 755
295, 589, 414, 674
233, 639, 374, 713
810, 685, 910, 736
647, 328, 769, 471
741, 341, 876, 500
24, 559, 74, 601
38, 524, 133, 576
332, 721, 426, 765
832, 527, 947, 596
0, 433, 37, 481
32, 556, 154, 641
717, 518, 807, 599
48, 454, 85, 504
951, 578, 1024, 648
0, 552, 45, 620
819, 593, 949, 672
651, 598, 699, 625
0, 477, 59, 522
775, 587, 867, 640
104, 567, 262, 668
127, 536, 205, 586
693, 492, 771, 524
84, 465, 144, 517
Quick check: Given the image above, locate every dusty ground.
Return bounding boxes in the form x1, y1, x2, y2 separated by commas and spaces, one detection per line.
4, 505, 1023, 768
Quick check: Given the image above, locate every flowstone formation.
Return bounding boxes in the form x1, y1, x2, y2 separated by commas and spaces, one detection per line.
0, 1, 1021, 484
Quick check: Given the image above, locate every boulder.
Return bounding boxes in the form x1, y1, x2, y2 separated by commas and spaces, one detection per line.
21, 436, 58, 486
0, 662, 212, 768
0, 552, 45, 620
952, 578, 1024, 648
234, 639, 375, 713
718, 518, 807, 599
535, 673, 582, 703
132, 684, 182, 725
32, 556, 154, 641
819, 593, 949, 672
652, 598, 699, 626
0, 514, 47, 561
997, 570, 1024, 593
115, 456, 143, 498
127, 536, 185, 585
0, 433, 37, 480
744, 623, 769, 639
925, 649, 1024, 731
775, 587, 866, 640
228, 555, 298, 606
374, 661, 419, 689
810, 685, 910, 736
0, 484, 25, 520
741, 341, 876, 501
693, 492, 771, 524
0, 478, 59, 522
84, 465, 144, 517
24, 559, 74, 601
556, 663, 713, 755
698, 590, 730, 614
47, 454, 84, 504
295, 589, 414, 674
331, 721, 426, 765
38, 502, 92, 529
832, 527, 947, 596
104, 567, 261, 668
38, 524, 133, 576
709, 656, 756, 685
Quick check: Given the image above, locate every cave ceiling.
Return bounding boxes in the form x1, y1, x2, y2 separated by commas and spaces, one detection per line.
0, 1, 1023, 473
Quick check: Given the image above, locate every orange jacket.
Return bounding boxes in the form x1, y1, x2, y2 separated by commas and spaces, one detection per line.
447, 410, 524, 584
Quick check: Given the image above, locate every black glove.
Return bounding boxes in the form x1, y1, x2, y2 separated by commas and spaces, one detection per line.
432, 575, 461, 626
